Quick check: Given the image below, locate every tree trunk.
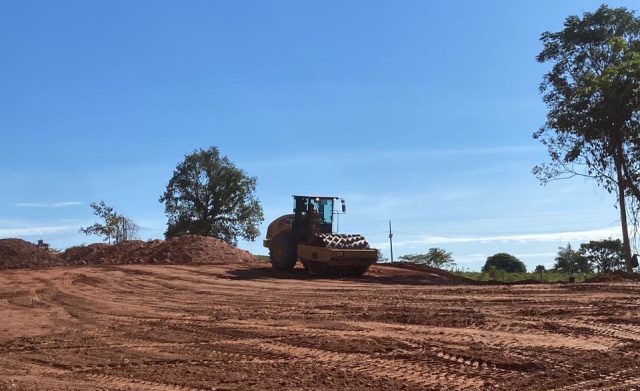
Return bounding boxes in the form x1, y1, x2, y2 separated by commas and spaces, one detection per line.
614, 154, 634, 272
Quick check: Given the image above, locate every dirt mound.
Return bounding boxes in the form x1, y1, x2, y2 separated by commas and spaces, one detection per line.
62, 243, 110, 264
0, 235, 258, 269
61, 235, 259, 266
367, 262, 474, 284
584, 270, 640, 283
0, 238, 63, 269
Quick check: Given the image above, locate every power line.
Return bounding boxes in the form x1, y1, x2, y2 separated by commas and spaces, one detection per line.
355, 223, 624, 238
346, 218, 625, 236
343, 210, 620, 224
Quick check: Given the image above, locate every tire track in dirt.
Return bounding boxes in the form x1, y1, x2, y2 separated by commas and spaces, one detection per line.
2, 264, 640, 390
62, 367, 208, 391
27, 357, 202, 391
241, 339, 489, 389
554, 319, 640, 342
547, 368, 640, 391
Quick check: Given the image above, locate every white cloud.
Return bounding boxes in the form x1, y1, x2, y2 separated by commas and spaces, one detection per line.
517, 252, 560, 258
374, 226, 621, 249
455, 252, 558, 263
16, 201, 83, 208
0, 225, 76, 237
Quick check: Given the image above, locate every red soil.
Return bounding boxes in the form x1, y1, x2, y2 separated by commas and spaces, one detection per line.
0, 235, 258, 270
2, 263, 640, 390
585, 270, 640, 283
0, 239, 63, 269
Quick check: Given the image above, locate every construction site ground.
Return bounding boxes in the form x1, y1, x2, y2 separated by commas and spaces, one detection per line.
1, 262, 640, 391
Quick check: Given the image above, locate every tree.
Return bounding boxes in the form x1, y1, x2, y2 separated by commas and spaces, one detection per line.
482, 253, 526, 273
533, 5, 640, 271
399, 248, 456, 269
579, 238, 625, 273
159, 146, 264, 245
426, 247, 455, 268
535, 265, 546, 280
376, 250, 389, 263
113, 215, 139, 244
552, 243, 592, 274
80, 201, 138, 244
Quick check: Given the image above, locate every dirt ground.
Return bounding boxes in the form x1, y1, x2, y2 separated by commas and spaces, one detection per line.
1, 262, 640, 391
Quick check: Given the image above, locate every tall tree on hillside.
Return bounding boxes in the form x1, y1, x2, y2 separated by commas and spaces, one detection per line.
159, 146, 264, 245
533, 5, 640, 271
399, 247, 456, 269
80, 201, 139, 244
425, 247, 455, 268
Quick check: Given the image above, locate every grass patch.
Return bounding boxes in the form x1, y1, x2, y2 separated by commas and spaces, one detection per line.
454, 271, 596, 283
255, 255, 270, 263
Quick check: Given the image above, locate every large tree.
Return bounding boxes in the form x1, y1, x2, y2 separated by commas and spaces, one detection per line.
533, 5, 640, 271
552, 243, 592, 274
159, 146, 264, 245
482, 253, 526, 273
579, 238, 625, 273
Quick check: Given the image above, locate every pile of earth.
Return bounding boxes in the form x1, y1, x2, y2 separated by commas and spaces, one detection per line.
584, 270, 640, 283
0, 238, 64, 269
367, 262, 475, 284
1, 235, 259, 269
62, 235, 259, 266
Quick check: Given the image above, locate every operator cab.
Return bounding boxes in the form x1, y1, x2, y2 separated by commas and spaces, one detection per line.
292, 195, 345, 242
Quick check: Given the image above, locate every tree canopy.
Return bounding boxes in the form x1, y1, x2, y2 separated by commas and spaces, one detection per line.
533, 5, 640, 271
579, 239, 625, 273
159, 146, 264, 245
482, 253, 526, 273
552, 243, 592, 274
399, 248, 455, 269
80, 201, 138, 244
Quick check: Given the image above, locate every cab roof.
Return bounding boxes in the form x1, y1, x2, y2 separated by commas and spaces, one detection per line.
292, 195, 339, 199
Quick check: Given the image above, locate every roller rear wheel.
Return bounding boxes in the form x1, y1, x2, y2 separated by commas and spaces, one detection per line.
269, 233, 297, 271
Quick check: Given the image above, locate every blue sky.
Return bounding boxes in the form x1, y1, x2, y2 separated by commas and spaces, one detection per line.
1, 1, 637, 271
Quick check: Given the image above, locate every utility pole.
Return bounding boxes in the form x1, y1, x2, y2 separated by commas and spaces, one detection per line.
388, 220, 394, 262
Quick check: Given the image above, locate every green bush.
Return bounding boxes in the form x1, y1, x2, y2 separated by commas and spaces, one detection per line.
456, 271, 595, 283
481, 253, 527, 273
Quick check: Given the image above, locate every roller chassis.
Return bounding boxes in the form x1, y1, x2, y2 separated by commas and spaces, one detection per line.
264, 196, 377, 277
297, 243, 377, 277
